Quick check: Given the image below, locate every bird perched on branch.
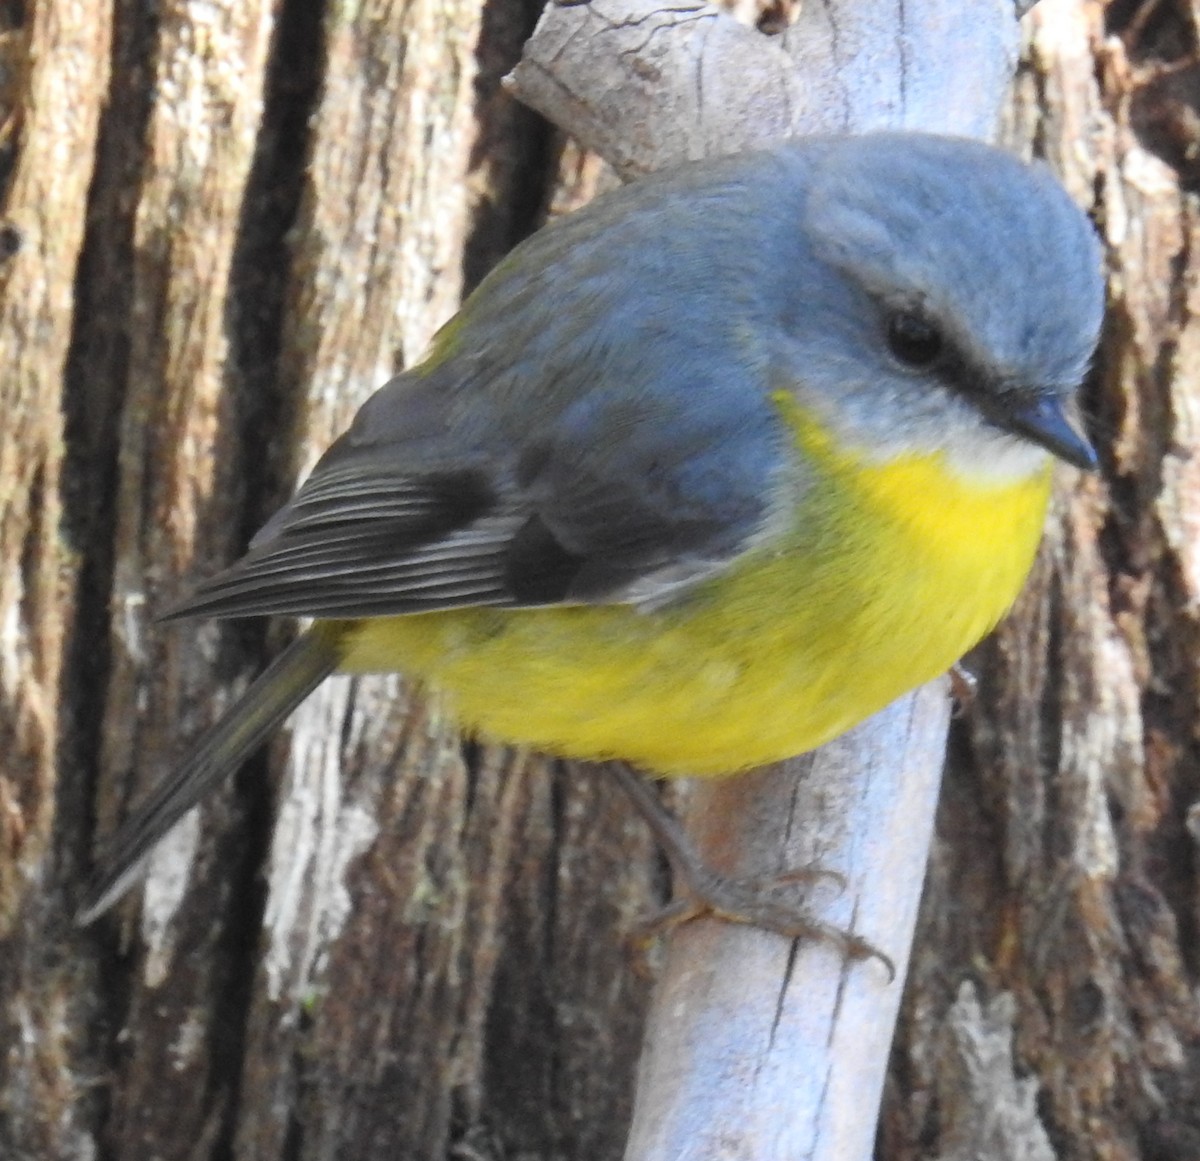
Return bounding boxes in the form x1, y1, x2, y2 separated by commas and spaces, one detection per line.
80, 132, 1104, 926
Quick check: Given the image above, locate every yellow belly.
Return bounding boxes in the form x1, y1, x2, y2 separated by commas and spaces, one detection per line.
336, 421, 1052, 776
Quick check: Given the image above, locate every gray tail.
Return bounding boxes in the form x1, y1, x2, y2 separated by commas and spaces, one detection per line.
77, 627, 339, 924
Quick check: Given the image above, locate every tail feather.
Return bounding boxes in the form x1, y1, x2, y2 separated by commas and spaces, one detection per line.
77, 626, 340, 924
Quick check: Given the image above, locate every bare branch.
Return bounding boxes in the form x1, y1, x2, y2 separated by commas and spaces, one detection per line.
509, 1, 1029, 1156
626, 684, 952, 1158
509, 0, 1019, 178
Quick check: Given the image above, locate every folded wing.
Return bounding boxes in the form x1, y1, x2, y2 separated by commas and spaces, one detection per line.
165, 373, 789, 622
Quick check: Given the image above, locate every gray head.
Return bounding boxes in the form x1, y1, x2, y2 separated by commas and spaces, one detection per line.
779, 132, 1105, 475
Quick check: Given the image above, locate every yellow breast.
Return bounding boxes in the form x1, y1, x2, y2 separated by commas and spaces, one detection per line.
336, 408, 1052, 776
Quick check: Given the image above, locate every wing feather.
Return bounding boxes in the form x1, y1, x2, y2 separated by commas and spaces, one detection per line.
164, 361, 788, 624
164, 499, 523, 620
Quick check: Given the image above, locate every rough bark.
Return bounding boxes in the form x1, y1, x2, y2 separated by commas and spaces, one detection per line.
0, 1, 1196, 1159
0, 0, 113, 1156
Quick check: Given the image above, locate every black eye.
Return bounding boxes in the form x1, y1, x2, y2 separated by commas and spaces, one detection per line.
886, 312, 943, 368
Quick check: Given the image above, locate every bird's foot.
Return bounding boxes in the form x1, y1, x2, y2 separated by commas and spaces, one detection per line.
604, 761, 893, 979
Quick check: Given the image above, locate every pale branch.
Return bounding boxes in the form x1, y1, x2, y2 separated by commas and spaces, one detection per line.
625, 684, 952, 1159
508, 0, 1018, 178
507, 0, 807, 177
507, 1, 1030, 1158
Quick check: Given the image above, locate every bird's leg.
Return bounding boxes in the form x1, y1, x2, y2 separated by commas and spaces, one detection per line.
604, 761, 894, 978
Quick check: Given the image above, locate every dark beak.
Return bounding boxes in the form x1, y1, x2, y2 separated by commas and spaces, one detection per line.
1000, 396, 1097, 471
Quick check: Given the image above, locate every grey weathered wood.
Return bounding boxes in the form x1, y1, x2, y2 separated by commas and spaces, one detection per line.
510, 2, 1026, 1157
627, 686, 952, 1160
510, 0, 1017, 175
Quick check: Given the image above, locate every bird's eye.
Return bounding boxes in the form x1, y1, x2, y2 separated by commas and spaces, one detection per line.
886, 312, 943, 369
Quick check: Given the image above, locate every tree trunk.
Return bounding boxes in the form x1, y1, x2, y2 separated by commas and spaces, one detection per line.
0, 1, 1196, 1159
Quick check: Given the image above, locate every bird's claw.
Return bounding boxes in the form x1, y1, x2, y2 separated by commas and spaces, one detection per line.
626, 866, 895, 981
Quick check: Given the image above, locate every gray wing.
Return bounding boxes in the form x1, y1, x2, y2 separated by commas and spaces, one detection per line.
164, 372, 789, 622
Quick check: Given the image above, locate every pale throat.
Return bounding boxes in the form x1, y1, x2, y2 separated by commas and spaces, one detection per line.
940, 425, 1051, 486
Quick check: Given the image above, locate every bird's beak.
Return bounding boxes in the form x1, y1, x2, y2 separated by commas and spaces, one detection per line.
1001, 396, 1097, 471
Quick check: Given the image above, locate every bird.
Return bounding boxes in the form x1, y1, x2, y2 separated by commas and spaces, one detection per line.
79, 131, 1104, 926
